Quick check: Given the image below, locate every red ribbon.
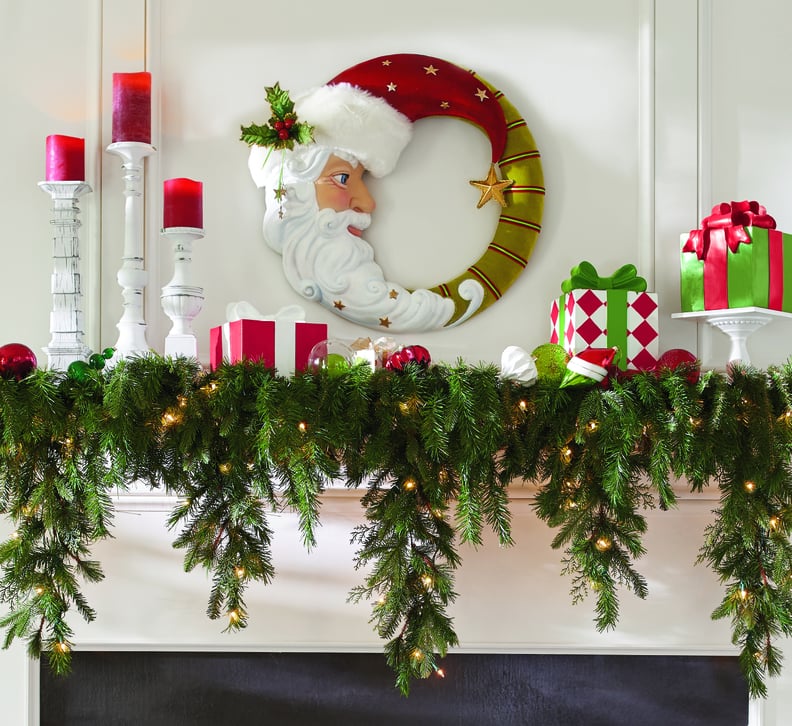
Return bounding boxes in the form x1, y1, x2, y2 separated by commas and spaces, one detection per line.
683, 201, 777, 310
682, 200, 776, 260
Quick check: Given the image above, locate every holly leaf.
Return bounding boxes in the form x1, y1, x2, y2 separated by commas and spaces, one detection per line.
240, 122, 278, 147
265, 83, 294, 119
293, 122, 315, 146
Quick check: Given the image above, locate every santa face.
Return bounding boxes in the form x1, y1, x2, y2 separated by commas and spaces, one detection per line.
259, 146, 454, 332
314, 155, 376, 228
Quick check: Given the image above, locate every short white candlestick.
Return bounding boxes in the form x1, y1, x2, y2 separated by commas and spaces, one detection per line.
106, 141, 156, 361
160, 227, 204, 358
38, 181, 93, 370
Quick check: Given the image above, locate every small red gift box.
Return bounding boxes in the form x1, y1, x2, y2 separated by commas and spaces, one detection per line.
209, 318, 328, 375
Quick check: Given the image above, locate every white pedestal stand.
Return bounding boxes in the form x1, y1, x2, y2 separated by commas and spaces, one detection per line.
106, 141, 155, 362
160, 227, 204, 358
38, 181, 93, 370
672, 307, 792, 365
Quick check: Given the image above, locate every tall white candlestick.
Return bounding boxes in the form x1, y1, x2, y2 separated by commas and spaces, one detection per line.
106, 140, 155, 361
38, 181, 93, 370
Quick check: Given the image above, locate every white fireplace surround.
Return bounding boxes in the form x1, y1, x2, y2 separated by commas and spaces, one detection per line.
3, 0, 792, 723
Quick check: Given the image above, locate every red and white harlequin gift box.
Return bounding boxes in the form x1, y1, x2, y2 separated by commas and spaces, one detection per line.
549, 262, 659, 370
209, 304, 327, 375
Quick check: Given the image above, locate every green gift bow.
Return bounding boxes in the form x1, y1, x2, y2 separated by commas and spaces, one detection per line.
560, 261, 648, 293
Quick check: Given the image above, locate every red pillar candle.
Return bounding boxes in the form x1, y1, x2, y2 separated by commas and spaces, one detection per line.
45, 135, 85, 181
163, 178, 203, 229
112, 72, 151, 143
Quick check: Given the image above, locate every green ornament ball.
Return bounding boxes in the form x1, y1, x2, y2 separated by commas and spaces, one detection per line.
88, 353, 106, 370
324, 352, 350, 375
307, 339, 354, 376
101, 347, 115, 359
531, 343, 570, 384
67, 360, 92, 381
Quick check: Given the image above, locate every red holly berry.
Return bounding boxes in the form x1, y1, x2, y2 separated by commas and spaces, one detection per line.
284, 117, 294, 129
278, 129, 290, 140
273, 120, 284, 130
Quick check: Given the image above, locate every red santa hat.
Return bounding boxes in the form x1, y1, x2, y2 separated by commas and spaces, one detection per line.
250, 54, 509, 184
565, 347, 620, 383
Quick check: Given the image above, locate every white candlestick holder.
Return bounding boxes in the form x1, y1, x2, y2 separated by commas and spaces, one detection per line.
38, 181, 93, 370
106, 141, 156, 362
160, 227, 204, 358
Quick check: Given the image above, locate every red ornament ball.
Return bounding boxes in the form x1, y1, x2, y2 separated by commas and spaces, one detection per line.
656, 348, 700, 384
385, 345, 431, 371
0, 343, 38, 381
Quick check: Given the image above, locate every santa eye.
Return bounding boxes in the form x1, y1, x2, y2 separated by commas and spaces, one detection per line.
333, 172, 350, 186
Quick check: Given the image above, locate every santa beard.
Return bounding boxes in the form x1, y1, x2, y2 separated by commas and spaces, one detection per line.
263, 187, 455, 332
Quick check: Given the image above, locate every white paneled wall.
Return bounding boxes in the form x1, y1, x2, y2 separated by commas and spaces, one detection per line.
2, 0, 792, 722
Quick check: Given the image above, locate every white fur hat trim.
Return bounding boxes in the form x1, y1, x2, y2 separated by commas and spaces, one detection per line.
566, 357, 608, 382
294, 82, 413, 178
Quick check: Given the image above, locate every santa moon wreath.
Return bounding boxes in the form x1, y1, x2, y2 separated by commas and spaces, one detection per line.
246, 54, 545, 329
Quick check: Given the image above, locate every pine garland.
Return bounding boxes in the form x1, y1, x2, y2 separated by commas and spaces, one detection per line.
1, 356, 792, 697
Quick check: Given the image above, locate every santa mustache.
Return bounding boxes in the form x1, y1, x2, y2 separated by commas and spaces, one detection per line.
314, 208, 372, 237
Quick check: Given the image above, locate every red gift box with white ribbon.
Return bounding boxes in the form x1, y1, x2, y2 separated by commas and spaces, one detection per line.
209, 303, 327, 375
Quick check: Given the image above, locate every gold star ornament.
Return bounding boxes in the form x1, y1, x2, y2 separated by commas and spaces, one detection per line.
469, 164, 513, 209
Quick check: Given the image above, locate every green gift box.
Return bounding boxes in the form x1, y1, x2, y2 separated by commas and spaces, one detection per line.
680, 202, 792, 311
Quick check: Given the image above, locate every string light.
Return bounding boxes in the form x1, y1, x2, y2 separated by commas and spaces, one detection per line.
769, 515, 781, 531
435, 667, 445, 678
234, 566, 246, 579
228, 609, 241, 624
161, 409, 182, 427
744, 480, 757, 493
35, 586, 45, 595
518, 399, 529, 412
200, 381, 219, 396
420, 574, 434, 590
586, 420, 599, 433
10, 531, 19, 540
595, 535, 612, 552
403, 478, 417, 492
375, 595, 386, 606
738, 585, 750, 601
411, 648, 424, 661
560, 446, 573, 464
177, 395, 188, 408
218, 462, 232, 475
297, 421, 308, 433
55, 642, 70, 653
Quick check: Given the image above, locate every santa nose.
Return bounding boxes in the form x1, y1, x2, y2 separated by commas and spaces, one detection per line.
350, 178, 375, 213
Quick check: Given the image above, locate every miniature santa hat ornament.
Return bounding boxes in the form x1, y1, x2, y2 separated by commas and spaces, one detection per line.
249, 53, 510, 185
560, 347, 621, 388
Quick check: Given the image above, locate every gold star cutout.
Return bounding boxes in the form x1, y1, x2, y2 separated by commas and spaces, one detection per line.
440, 101, 450, 109
379, 317, 392, 328
475, 88, 489, 102
382, 59, 391, 66
333, 300, 346, 310
469, 164, 513, 209
424, 65, 438, 75
389, 289, 399, 299
387, 82, 397, 92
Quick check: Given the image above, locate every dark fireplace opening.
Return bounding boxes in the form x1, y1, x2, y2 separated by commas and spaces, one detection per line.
40, 651, 748, 726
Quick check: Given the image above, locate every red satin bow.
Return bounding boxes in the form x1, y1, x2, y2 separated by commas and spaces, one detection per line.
683, 200, 776, 260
